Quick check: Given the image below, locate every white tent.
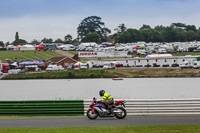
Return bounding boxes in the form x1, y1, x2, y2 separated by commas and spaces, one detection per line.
19, 45, 35, 50
79, 42, 98, 47
11, 62, 18, 66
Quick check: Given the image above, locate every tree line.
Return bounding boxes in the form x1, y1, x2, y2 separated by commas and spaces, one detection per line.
1, 16, 200, 47
112, 23, 200, 43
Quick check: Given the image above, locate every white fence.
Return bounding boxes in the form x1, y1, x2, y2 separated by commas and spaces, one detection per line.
84, 98, 200, 115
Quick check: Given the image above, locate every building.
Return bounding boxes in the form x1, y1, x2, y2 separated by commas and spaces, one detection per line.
47, 56, 77, 69
92, 54, 200, 68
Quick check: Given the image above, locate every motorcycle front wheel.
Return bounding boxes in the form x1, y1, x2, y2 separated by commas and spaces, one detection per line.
87, 109, 98, 119
114, 107, 127, 119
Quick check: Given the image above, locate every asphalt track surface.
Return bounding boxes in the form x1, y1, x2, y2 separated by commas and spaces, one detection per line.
0, 115, 200, 128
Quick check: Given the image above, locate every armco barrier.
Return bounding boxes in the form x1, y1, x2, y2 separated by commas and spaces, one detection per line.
84, 98, 200, 115
0, 100, 84, 116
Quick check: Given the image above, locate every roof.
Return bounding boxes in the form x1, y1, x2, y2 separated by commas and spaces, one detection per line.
102, 55, 200, 61
48, 56, 77, 64
19, 45, 34, 48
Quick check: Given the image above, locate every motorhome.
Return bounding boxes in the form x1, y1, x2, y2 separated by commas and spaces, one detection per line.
193, 61, 200, 69
136, 49, 146, 55
180, 61, 193, 68
103, 62, 116, 69
157, 47, 167, 53
46, 65, 64, 71
102, 47, 115, 52
63, 44, 75, 51
74, 62, 89, 70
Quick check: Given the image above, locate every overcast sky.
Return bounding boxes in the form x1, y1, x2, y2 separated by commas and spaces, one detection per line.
1, 0, 200, 43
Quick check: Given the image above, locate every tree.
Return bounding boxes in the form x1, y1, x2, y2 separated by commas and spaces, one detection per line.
12, 39, 27, 45
139, 28, 154, 42
117, 31, 131, 43
82, 32, 101, 43
196, 28, 200, 41
54, 38, 63, 43
15, 32, 19, 40
140, 24, 151, 30
127, 29, 139, 42
185, 25, 197, 32
64, 34, 73, 44
186, 30, 196, 41
0, 41, 4, 47
5, 41, 10, 46
114, 29, 139, 43
41, 38, 53, 43
31, 39, 39, 44
77, 16, 111, 42
171, 23, 186, 28
114, 23, 127, 33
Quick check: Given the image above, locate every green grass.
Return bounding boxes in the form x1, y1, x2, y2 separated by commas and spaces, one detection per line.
171, 52, 200, 56
2, 69, 116, 80
2, 68, 200, 80
0, 50, 61, 62
66, 50, 78, 55
1, 125, 200, 133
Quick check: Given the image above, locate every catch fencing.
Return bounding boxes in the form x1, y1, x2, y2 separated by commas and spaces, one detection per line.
84, 98, 200, 115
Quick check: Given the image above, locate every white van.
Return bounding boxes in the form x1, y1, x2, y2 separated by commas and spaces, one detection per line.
193, 61, 200, 69
103, 62, 115, 69
46, 65, 64, 71
180, 61, 193, 68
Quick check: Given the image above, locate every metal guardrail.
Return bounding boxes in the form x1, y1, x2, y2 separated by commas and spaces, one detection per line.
84, 98, 200, 115
0, 100, 84, 116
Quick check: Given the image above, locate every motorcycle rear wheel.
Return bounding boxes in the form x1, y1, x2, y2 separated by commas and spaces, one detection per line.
114, 107, 127, 119
87, 109, 98, 119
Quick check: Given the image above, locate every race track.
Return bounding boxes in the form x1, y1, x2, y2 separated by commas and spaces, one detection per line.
0, 115, 200, 128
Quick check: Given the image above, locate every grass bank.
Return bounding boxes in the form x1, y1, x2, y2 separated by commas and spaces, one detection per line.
1, 125, 200, 133
108, 68, 200, 78
0, 50, 60, 62
2, 70, 116, 80
2, 68, 200, 80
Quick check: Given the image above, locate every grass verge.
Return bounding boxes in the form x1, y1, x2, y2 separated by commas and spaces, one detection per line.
1, 125, 200, 133
2, 68, 200, 80
2, 69, 116, 80
0, 50, 60, 62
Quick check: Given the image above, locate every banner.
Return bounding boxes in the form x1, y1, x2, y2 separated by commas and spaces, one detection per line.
78, 51, 129, 58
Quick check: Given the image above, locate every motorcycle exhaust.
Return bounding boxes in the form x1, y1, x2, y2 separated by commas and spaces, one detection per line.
113, 109, 123, 113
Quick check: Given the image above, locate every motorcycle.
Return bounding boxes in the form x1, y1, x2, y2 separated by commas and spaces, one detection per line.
87, 97, 127, 119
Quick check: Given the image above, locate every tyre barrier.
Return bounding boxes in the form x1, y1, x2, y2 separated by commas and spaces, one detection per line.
84, 98, 200, 115
0, 100, 84, 116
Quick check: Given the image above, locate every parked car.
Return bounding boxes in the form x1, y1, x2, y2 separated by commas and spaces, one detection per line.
8, 66, 28, 75
46, 65, 64, 71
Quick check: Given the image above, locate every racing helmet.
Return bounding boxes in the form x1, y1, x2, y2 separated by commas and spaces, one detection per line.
99, 90, 105, 97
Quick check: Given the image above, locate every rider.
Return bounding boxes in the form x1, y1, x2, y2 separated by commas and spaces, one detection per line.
99, 90, 114, 113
